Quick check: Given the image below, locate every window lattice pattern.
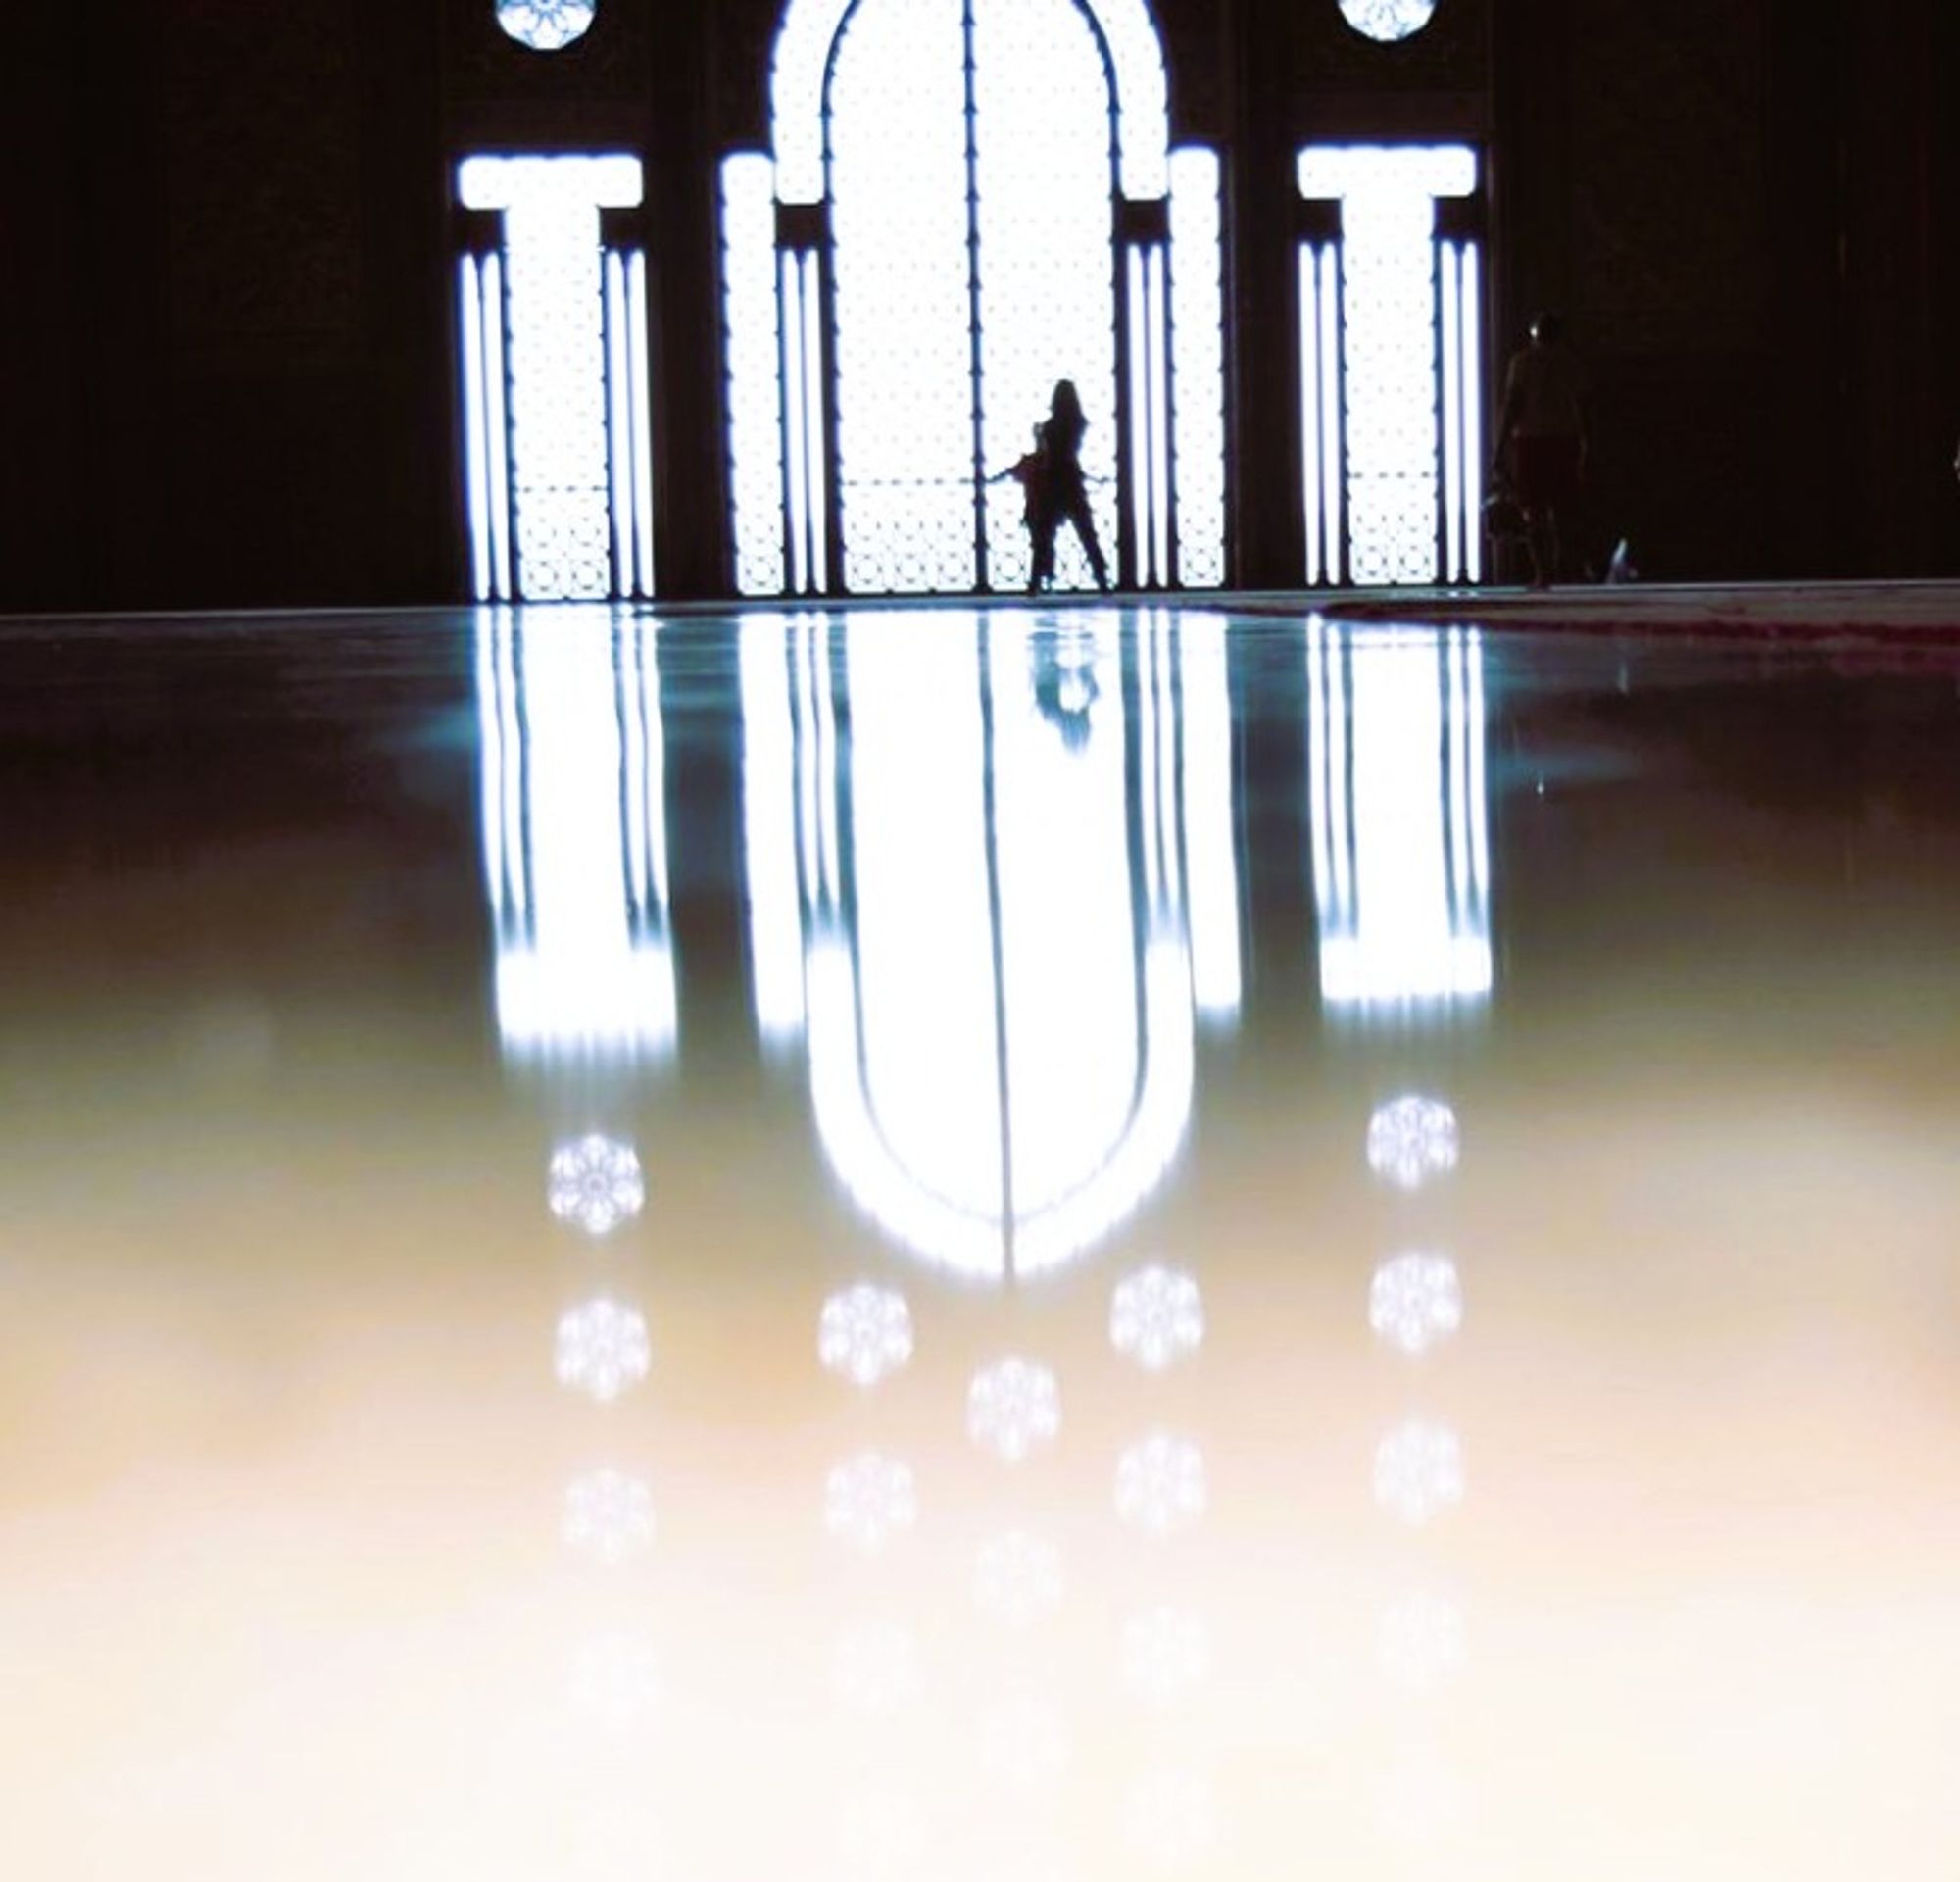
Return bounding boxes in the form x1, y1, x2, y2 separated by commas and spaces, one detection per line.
460, 155, 644, 602
1338, 0, 1438, 44
496, 0, 597, 53
721, 154, 786, 597
1170, 147, 1226, 589
1300, 145, 1476, 587
830, 0, 977, 594
975, 0, 1119, 595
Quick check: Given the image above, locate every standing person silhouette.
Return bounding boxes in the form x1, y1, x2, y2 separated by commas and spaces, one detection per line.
1027, 380, 1111, 596
1494, 312, 1589, 589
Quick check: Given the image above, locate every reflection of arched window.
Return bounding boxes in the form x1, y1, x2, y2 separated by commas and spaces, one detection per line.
477, 610, 675, 1067
740, 611, 1240, 1279
721, 1, 1225, 599
1307, 620, 1491, 1018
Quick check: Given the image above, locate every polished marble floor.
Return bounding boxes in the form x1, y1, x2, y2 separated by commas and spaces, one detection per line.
5, 598, 1960, 1879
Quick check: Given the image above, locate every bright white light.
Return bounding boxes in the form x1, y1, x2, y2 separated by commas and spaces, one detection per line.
1365, 1094, 1460, 1190
555, 1298, 651, 1404
1115, 1433, 1208, 1538
548, 1133, 646, 1236
977, 1693, 1070, 1789
824, 1452, 918, 1553
1373, 1419, 1465, 1526
1177, 614, 1242, 1017
1369, 1252, 1463, 1356
476, 613, 677, 1067
456, 156, 644, 600
1309, 622, 1493, 1015
566, 1631, 659, 1730
742, 611, 1236, 1280
497, 0, 596, 52
562, 1467, 655, 1566
1122, 1607, 1211, 1706
1170, 150, 1227, 588
1297, 145, 1477, 585
1378, 1592, 1468, 1692
966, 1358, 1062, 1463
721, 157, 787, 596
1124, 1766, 1217, 1869
1109, 1264, 1205, 1372
973, 1529, 1065, 1628
832, 1620, 924, 1715
818, 1282, 914, 1387
1339, 0, 1438, 41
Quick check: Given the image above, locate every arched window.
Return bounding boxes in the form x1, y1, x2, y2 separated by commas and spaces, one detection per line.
722, 0, 1226, 598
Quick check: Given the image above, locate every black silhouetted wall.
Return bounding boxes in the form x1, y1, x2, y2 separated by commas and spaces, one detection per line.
3, 0, 1956, 612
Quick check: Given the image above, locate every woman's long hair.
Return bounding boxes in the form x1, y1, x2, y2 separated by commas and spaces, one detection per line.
1050, 379, 1085, 425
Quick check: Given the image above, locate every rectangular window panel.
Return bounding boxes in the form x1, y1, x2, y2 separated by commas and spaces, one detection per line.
457, 153, 647, 603
719, 155, 787, 597
1170, 147, 1226, 590
1298, 144, 1479, 589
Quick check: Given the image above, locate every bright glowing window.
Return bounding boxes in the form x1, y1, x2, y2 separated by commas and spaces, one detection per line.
737, 0, 1222, 598
458, 154, 650, 602
496, 0, 597, 52
1298, 144, 1481, 586
1338, 0, 1438, 42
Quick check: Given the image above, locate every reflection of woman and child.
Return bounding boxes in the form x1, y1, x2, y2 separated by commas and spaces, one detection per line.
994, 379, 1112, 596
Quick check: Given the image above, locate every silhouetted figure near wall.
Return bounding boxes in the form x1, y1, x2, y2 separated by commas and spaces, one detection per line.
1494, 313, 1589, 589
1028, 380, 1110, 596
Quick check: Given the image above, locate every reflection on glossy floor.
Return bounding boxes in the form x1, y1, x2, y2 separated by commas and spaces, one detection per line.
6, 600, 1960, 1880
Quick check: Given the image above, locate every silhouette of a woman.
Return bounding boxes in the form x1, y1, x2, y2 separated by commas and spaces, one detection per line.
1028, 380, 1111, 595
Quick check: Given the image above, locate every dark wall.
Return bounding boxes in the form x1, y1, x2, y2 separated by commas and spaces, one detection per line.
3, 0, 1955, 612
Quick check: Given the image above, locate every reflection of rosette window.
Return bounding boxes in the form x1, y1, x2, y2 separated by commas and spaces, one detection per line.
476, 611, 675, 1067
739, 612, 1242, 1280
1308, 621, 1491, 1017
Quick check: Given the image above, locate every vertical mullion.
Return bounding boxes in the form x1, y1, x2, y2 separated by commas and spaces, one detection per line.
780, 251, 809, 596
1148, 245, 1171, 588
459, 254, 493, 603
484, 249, 516, 603
628, 251, 657, 598
1462, 241, 1485, 584
1440, 240, 1462, 584
1322, 242, 1344, 589
962, 0, 988, 592
801, 251, 828, 595
604, 249, 634, 599
1299, 243, 1321, 586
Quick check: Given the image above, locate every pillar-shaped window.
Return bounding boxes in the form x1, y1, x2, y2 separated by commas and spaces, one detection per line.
1297, 145, 1486, 588
721, 0, 1227, 599
456, 155, 656, 603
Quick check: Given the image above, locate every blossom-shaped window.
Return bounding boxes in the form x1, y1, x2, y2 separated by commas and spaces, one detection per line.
496, 0, 596, 52
1338, 0, 1438, 43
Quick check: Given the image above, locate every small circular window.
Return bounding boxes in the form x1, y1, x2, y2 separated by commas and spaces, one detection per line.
496, 0, 597, 52
1339, 0, 1438, 42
